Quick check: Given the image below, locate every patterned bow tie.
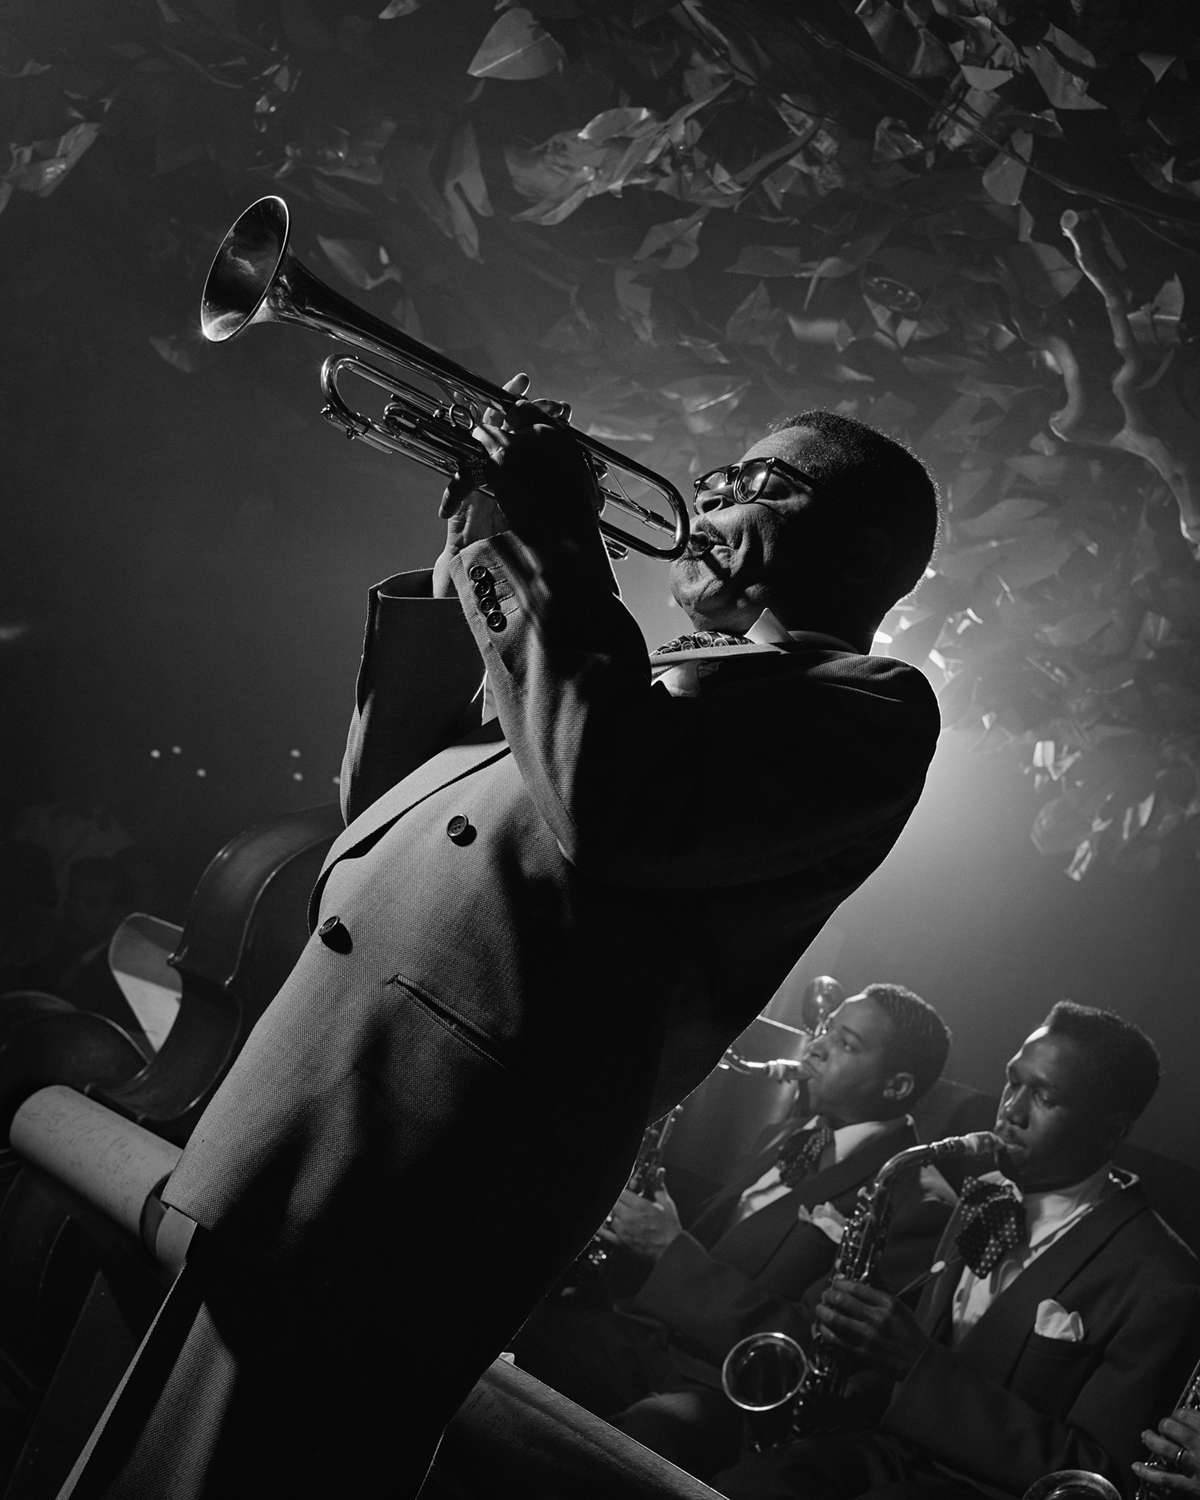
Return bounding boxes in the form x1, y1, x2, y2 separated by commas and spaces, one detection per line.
651, 631, 753, 655
955, 1175, 1025, 1278
776, 1121, 835, 1188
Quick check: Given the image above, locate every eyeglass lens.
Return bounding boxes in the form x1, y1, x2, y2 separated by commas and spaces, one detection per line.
694, 460, 770, 503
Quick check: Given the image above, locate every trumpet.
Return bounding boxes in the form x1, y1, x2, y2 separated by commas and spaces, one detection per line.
200, 196, 693, 561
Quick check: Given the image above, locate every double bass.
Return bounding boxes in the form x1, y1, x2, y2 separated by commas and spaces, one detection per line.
0, 804, 341, 1142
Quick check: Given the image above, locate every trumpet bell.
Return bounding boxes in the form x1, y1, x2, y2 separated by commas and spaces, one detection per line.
201, 195, 292, 344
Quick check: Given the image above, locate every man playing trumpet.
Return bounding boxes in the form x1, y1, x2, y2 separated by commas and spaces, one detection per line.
63, 382, 943, 1499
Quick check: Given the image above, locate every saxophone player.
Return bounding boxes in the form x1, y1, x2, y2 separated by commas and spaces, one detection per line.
511, 984, 953, 1479
715, 1003, 1200, 1500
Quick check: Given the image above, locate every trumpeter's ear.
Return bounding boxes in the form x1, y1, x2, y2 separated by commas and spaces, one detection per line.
840, 523, 892, 589
883, 1071, 915, 1105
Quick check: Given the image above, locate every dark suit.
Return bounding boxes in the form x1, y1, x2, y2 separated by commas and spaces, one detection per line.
514, 1119, 947, 1476
629, 1118, 944, 1372
64, 529, 938, 1500
716, 1170, 1200, 1500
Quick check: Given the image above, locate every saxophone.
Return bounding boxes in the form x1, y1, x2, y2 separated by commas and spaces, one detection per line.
564, 1104, 685, 1289
1021, 1473, 1121, 1499
1018, 1352, 1200, 1499
722, 1130, 1000, 1441
1132, 1351, 1200, 1497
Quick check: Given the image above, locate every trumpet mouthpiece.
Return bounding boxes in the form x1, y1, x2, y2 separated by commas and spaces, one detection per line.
687, 533, 714, 556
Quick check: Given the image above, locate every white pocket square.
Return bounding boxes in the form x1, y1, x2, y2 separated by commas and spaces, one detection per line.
1035, 1298, 1085, 1341
807, 1201, 847, 1245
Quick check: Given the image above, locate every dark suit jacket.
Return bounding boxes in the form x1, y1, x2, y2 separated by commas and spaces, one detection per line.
152, 531, 938, 1494
882, 1171, 1200, 1498
629, 1119, 949, 1376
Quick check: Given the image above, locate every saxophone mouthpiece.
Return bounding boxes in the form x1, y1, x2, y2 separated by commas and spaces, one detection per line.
956, 1131, 1003, 1164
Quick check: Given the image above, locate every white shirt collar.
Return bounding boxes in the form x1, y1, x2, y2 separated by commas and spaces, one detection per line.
971, 1163, 1113, 1248
747, 609, 857, 652
806, 1112, 910, 1165
745, 608, 794, 646
1021, 1163, 1113, 1247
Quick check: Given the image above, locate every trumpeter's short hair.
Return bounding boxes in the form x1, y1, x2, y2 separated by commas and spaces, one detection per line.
765, 409, 941, 609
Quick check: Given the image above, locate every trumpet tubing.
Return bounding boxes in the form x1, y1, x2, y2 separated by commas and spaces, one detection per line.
200, 196, 693, 561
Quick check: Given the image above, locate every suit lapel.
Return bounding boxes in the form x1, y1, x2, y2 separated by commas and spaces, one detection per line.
794, 1125, 915, 1213
957, 1176, 1147, 1382
308, 736, 510, 926
918, 1175, 1148, 1374
703, 1123, 916, 1276
690, 1124, 796, 1245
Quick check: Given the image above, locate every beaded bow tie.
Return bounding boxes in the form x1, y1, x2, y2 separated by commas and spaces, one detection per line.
955, 1175, 1025, 1278
776, 1121, 835, 1189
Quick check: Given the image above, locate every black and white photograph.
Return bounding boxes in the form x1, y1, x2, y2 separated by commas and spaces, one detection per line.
3, 3, 1200, 1497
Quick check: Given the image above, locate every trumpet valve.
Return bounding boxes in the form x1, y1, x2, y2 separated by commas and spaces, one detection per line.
433, 401, 477, 430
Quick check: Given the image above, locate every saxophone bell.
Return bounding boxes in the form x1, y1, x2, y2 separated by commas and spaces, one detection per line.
1021, 1472, 1122, 1500
721, 1332, 810, 1453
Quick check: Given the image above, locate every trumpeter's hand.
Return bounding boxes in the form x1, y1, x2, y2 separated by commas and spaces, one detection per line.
431, 372, 529, 598
432, 373, 607, 597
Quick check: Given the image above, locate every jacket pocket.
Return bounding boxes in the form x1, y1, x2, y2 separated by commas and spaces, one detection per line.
1012, 1332, 1099, 1414
385, 971, 511, 1072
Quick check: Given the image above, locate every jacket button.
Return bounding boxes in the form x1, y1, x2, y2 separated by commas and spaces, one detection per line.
486, 610, 506, 632
317, 916, 352, 954
446, 815, 476, 846
468, 565, 491, 583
